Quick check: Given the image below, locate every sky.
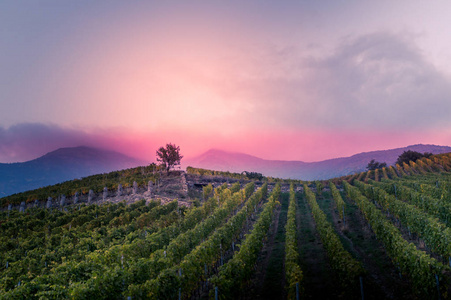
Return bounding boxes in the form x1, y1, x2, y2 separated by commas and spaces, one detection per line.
1, 1, 451, 163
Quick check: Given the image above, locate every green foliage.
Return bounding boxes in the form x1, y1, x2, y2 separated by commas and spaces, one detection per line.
0, 164, 160, 207
0, 199, 184, 298
230, 182, 241, 194
329, 182, 345, 220
344, 181, 448, 296
285, 184, 303, 299
354, 180, 451, 258
209, 184, 281, 298
396, 150, 432, 166
156, 143, 183, 172
314, 181, 323, 195
126, 184, 268, 298
244, 182, 255, 200
304, 184, 364, 291
373, 178, 451, 227
242, 171, 264, 181
3, 151, 451, 298
202, 184, 213, 200
387, 166, 398, 178
187, 166, 266, 181
366, 159, 387, 171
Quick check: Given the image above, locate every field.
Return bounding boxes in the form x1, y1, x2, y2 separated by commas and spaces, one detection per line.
1, 154, 451, 299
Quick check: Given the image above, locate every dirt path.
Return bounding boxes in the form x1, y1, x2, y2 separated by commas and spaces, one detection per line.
296, 191, 342, 299
245, 192, 288, 299
257, 191, 289, 299
327, 189, 417, 299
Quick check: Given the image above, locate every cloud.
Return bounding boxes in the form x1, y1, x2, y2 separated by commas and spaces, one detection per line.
0, 123, 157, 163
230, 32, 451, 131
305, 32, 451, 130
0, 123, 269, 163
0, 123, 99, 162
2, 32, 451, 163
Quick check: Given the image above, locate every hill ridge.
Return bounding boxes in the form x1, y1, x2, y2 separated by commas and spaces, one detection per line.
0, 146, 146, 197
184, 144, 451, 180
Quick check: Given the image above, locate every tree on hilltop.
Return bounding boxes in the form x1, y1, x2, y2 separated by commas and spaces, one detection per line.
156, 143, 183, 172
396, 150, 432, 165
242, 171, 264, 181
366, 159, 387, 171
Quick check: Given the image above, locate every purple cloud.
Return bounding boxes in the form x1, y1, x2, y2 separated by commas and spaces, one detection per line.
233, 32, 451, 131
0, 123, 98, 162
305, 32, 451, 129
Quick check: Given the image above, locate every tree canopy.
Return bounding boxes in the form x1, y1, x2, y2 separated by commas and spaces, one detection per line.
396, 150, 432, 166
366, 159, 387, 171
242, 171, 264, 181
156, 143, 183, 172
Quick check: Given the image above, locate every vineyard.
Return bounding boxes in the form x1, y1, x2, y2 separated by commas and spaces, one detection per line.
2, 153, 451, 299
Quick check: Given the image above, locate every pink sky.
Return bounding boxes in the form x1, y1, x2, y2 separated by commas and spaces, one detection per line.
1, 123, 450, 164
1, 1, 451, 163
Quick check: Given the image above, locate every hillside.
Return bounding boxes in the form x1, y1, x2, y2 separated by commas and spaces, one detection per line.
0, 146, 146, 197
2, 144, 449, 197
1, 153, 451, 299
0, 164, 264, 210
184, 144, 451, 180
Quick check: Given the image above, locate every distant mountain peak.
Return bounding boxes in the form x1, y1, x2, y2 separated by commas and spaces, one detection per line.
184, 144, 451, 180
0, 146, 146, 197
199, 148, 263, 159
41, 146, 123, 157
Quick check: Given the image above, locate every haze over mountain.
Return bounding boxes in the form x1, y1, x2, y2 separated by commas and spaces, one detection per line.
0, 146, 146, 198
184, 144, 451, 180
2, 144, 450, 198
3, 3, 451, 166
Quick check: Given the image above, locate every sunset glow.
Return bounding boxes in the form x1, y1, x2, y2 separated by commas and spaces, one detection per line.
2, 1, 451, 163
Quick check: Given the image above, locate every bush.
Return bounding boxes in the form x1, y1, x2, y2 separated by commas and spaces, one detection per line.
366, 159, 387, 170
396, 151, 432, 165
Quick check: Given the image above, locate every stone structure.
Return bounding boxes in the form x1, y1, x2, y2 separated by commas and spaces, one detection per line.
74, 192, 79, 204
88, 190, 94, 203
103, 187, 108, 201
46, 197, 52, 209
19, 201, 25, 213
117, 184, 123, 197
133, 181, 138, 195
148, 181, 153, 193
60, 195, 66, 207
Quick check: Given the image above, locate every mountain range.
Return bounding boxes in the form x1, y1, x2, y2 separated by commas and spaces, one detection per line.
1, 144, 450, 198
0, 146, 146, 198
183, 144, 451, 180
